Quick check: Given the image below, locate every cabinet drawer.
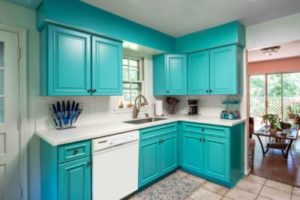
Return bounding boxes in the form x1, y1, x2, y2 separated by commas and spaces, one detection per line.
182, 122, 230, 138
58, 141, 91, 163
140, 123, 177, 141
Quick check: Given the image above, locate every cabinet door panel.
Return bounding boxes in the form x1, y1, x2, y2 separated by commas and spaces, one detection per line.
210, 45, 237, 95
48, 25, 91, 96
92, 37, 122, 95
203, 136, 229, 181
188, 51, 210, 95
139, 138, 160, 187
181, 132, 203, 173
160, 133, 177, 174
153, 54, 166, 96
166, 55, 187, 95
58, 157, 91, 200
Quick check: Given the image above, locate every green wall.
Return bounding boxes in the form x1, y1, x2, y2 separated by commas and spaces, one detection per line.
0, 1, 40, 200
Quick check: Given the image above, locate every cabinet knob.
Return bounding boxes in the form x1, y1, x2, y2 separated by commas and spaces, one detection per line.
73, 149, 79, 155
206, 89, 209, 93
86, 161, 92, 167
92, 89, 97, 93
199, 138, 203, 142
87, 89, 92, 93
201, 128, 205, 132
209, 89, 212, 93
166, 90, 170, 93
203, 138, 206, 142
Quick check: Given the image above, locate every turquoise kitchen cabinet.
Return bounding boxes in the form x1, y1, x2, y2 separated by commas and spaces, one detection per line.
153, 54, 187, 96
180, 122, 244, 187
40, 24, 122, 96
181, 131, 203, 173
188, 51, 210, 95
139, 137, 161, 187
203, 136, 229, 181
40, 25, 91, 96
139, 123, 178, 187
187, 45, 243, 95
41, 140, 92, 200
92, 36, 122, 95
59, 157, 91, 200
209, 45, 240, 95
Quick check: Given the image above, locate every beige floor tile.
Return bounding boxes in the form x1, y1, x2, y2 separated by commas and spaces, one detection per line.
294, 187, 300, 196
292, 195, 300, 200
236, 179, 263, 194
260, 186, 292, 200
256, 196, 272, 200
190, 187, 222, 200
265, 179, 293, 193
225, 187, 257, 200
175, 170, 189, 177
221, 197, 232, 200
243, 174, 266, 185
203, 181, 229, 195
186, 174, 207, 185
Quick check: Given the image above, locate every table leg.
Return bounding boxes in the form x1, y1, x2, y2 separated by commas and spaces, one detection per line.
282, 140, 293, 159
256, 135, 269, 157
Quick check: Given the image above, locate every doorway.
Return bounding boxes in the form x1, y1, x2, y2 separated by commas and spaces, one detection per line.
247, 41, 300, 186
0, 28, 21, 199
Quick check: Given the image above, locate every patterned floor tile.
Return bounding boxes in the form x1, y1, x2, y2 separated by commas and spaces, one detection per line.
236, 179, 263, 194
225, 187, 257, 200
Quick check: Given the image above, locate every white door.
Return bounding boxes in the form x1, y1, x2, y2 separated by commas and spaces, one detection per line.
0, 29, 20, 200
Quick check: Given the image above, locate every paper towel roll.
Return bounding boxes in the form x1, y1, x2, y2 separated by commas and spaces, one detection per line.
155, 100, 163, 116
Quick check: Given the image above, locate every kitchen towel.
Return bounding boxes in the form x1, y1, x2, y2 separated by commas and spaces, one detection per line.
155, 100, 163, 116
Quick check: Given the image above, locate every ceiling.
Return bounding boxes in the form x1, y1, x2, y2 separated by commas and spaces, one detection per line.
248, 41, 300, 62
82, 0, 300, 37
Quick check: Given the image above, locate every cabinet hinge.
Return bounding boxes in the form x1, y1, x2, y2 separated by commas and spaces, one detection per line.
18, 47, 21, 61
17, 117, 22, 131
19, 187, 23, 199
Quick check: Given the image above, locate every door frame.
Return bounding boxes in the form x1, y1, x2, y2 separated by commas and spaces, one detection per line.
0, 23, 28, 200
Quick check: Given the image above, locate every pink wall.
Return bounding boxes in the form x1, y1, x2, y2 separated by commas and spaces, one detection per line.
248, 56, 300, 75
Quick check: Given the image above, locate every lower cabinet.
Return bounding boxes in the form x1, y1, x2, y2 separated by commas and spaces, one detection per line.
41, 140, 92, 200
180, 122, 244, 187
58, 157, 91, 200
139, 123, 178, 187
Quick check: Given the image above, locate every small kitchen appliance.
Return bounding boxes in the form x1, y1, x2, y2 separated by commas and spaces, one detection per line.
188, 99, 198, 115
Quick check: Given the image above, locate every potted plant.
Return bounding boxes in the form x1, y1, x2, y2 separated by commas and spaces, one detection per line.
262, 114, 281, 134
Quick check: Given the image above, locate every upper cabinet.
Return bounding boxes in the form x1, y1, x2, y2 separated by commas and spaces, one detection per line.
188, 45, 243, 95
40, 24, 122, 96
153, 54, 187, 96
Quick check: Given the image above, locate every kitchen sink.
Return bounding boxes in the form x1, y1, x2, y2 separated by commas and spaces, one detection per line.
124, 117, 167, 124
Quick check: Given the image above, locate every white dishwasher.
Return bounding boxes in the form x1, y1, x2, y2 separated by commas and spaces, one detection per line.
92, 131, 139, 200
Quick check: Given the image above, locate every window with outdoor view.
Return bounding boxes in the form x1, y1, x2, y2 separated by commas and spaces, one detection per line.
250, 72, 300, 125
122, 57, 144, 106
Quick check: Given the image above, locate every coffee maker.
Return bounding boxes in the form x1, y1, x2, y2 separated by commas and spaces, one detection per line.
188, 99, 198, 115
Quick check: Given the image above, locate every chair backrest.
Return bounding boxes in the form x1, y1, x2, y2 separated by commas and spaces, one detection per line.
249, 117, 254, 138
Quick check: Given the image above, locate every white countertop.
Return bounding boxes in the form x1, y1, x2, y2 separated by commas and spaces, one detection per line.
36, 115, 246, 146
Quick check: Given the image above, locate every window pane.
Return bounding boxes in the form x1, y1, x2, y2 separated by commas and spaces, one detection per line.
129, 67, 139, 81
123, 59, 128, 65
267, 74, 282, 119
0, 42, 3, 66
283, 72, 300, 121
0, 98, 4, 123
123, 89, 131, 102
131, 83, 141, 90
129, 59, 138, 67
250, 75, 266, 118
0, 70, 3, 95
123, 66, 129, 81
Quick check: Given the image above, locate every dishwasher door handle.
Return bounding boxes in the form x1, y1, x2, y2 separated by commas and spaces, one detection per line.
97, 140, 108, 144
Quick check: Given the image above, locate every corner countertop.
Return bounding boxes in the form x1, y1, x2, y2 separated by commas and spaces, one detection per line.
36, 115, 246, 146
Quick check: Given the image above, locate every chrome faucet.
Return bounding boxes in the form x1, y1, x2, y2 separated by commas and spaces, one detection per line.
132, 94, 149, 119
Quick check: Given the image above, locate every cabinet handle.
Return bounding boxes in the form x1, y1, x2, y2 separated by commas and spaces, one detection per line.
87, 89, 92, 93
92, 89, 97, 93
203, 138, 206, 142
201, 128, 205, 132
86, 161, 92, 167
73, 149, 79, 155
199, 138, 203, 142
209, 89, 212, 93
166, 90, 170, 93
206, 89, 209, 93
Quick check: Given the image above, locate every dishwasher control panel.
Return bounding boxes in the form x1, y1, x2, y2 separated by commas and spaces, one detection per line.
92, 131, 139, 152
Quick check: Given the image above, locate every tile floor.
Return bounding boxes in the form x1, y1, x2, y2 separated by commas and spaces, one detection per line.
128, 170, 300, 200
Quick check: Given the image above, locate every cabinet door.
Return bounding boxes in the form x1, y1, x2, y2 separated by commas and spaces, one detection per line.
92, 37, 122, 95
160, 133, 178, 175
153, 54, 166, 96
181, 132, 203, 173
203, 136, 229, 181
166, 54, 187, 95
209, 45, 238, 95
139, 138, 160, 187
58, 157, 91, 200
188, 51, 210, 95
48, 25, 91, 96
